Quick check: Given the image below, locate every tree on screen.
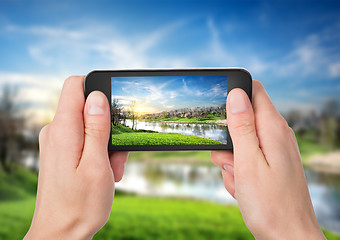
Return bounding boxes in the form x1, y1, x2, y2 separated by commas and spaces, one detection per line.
129, 100, 137, 130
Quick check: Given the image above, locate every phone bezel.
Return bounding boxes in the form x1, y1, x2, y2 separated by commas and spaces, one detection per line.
84, 68, 252, 151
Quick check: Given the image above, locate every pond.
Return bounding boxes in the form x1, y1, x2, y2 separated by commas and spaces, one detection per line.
116, 162, 340, 233
306, 169, 340, 232
22, 152, 340, 233
124, 119, 228, 144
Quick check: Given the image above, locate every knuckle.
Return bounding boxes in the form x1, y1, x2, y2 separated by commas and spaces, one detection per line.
45, 122, 67, 147
85, 122, 106, 138
253, 80, 264, 90
276, 117, 290, 136
64, 75, 79, 87
62, 76, 84, 92
38, 124, 50, 143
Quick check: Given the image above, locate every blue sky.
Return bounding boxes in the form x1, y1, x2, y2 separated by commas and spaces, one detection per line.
1, 0, 340, 122
111, 76, 227, 113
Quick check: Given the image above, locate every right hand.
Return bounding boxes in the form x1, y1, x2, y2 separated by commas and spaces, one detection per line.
211, 80, 325, 239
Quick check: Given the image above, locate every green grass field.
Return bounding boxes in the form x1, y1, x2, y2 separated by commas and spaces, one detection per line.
0, 195, 253, 240
112, 132, 224, 145
1, 166, 340, 239
1, 192, 340, 240
296, 132, 328, 164
112, 124, 224, 145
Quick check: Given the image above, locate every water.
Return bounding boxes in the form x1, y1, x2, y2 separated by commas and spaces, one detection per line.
306, 170, 340, 232
124, 119, 228, 144
116, 162, 340, 233
22, 152, 340, 233
115, 162, 235, 203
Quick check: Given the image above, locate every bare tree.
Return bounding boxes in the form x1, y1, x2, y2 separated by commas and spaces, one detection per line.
220, 103, 226, 119
129, 100, 137, 130
111, 98, 122, 126
0, 85, 25, 172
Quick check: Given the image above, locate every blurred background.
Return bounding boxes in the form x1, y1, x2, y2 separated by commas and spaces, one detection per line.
1, 0, 340, 239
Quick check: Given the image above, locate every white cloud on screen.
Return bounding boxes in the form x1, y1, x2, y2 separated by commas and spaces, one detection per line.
112, 76, 226, 112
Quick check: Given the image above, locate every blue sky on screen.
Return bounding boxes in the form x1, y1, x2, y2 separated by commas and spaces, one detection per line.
0, 0, 340, 122
111, 76, 227, 113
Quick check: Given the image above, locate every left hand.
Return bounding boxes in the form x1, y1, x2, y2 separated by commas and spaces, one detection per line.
24, 76, 128, 240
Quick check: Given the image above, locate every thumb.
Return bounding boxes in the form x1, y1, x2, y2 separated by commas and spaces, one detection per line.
227, 89, 263, 169
81, 91, 111, 168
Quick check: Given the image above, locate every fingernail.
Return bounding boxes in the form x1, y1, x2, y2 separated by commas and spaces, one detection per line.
229, 89, 249, 114
223, 164, 234, 176
88, 92, 106, 115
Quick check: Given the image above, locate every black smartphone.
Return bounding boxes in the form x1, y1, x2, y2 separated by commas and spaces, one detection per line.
84, 68, 252, 151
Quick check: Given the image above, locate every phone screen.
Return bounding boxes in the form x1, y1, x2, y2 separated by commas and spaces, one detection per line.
111, 75, 228, 146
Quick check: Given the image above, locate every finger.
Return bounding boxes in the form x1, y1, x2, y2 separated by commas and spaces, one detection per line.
79, 91, 111, 170
252, 80, 290, 144
252, 80, 283, 123
222, 168, 235, 198
211, 151, 236, 198
54, 76, 85, 126
252, 80, 292, 165
226, 88, 266, 170
289, 127, 300, 154
211, 151, 234, 169
109, 152, 129, 182
49, 76, 86, 169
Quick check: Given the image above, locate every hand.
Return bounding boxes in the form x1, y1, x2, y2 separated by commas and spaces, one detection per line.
211, 80, 326, 239
24, 76, 128, 240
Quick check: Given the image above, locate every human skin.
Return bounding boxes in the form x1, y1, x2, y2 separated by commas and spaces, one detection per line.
25, 76, 325, 239
211, 80, 326, 239
24, 76, 128, 240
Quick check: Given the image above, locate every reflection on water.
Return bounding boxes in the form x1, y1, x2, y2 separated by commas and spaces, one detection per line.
306, 170, 340, 232
116, 162, 340, 233
124, 119, 228, 144
115, 162, 235, 203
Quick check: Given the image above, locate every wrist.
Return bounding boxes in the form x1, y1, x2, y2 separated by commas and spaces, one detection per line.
253, 219, 326, 240
24, 218, 95, 240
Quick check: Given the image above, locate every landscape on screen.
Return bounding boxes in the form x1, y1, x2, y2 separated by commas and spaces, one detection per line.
111, 75, 228, 145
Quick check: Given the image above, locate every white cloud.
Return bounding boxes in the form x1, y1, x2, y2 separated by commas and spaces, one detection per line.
329, 62, 340, 78
0, 72, 63, 90
169, 91, 178, 99
5, 19, 191, 70
204, 19, 237, 65
0, 72, 64, 124
271, 32, 340, 80
6, 24, 85, 39
2, 17, 340, 120
28, 46, 53, 66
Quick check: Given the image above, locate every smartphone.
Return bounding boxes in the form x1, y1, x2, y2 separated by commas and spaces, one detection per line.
84, 68, 252, 151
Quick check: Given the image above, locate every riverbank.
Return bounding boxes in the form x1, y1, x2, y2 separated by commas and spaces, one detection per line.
305, 152, 340, 174
141, 116, 227, 125
112, 124, 225, 145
